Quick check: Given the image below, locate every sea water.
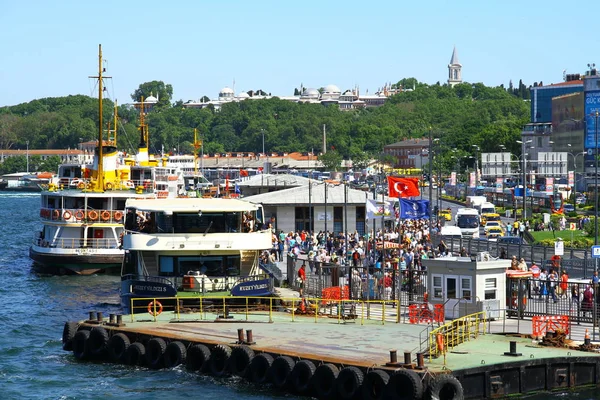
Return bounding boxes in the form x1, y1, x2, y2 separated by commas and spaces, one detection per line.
0, 192, 598, 399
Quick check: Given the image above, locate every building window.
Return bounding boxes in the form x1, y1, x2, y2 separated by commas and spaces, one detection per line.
356, 206, 365, 235
461, 276, 472, 301
484, 277, 497, 300
295, 207, 311, 232
333, 206, 343, 234
432, 275, 443, 299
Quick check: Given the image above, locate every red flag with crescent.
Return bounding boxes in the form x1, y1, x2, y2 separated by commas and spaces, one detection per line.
387, 177, 420, 198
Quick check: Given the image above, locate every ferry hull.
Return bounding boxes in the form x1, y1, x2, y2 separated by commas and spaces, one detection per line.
29, 247, 122, 275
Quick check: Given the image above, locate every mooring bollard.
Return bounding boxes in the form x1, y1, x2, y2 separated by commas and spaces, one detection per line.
404, 351, 412, 365
389, 350, 397, 364
96, 312, 103, 322
504, 340, 522, 356
237, 328, 245, 343
116, 315, 123, 325
109, 314, 116, 324
246, 329, 255, 344
416, 352, 425, 368
88, 311, 95, 321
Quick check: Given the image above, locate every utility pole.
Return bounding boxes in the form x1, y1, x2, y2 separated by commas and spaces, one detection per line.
428, 128, 433, 229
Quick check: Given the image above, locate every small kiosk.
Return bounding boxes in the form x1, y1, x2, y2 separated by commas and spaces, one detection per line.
423, 254, 511, 319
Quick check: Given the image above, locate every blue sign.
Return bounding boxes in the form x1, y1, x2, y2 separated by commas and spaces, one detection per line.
230, 278, 272, 297
584, 91, 600, 149
399, 199, 430, 219
592, 245, 600, 259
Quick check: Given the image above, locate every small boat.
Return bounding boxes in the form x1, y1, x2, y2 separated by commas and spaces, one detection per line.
120, 197, 278, 313
0, 173, 51, 192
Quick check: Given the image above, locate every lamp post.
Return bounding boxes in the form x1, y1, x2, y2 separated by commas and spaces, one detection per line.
26, 140, 29, 173
428, 129, 433, 229
595, 110, 599, 246
516, 140, 532, 220
472, 145, 480, 190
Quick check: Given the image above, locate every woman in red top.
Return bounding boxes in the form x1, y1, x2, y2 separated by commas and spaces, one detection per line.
297, 264, 306, 296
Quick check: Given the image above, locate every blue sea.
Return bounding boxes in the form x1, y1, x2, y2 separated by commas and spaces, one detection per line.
1, 192, 599, 399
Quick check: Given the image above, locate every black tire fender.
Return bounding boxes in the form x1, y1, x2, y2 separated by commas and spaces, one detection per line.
107, 333, 130, 363
62, 322, 78, 351
72, 330, 90, 360
385, 369, 423, 400
229, 345, 255, 377
270, 355, 295, 389
125, 342, 146, 366
426, 374, 464, 400
209, 344, 232, 377
88, 326, 109, 357
290, 359, 316, 395
362, 369, 390, 400
249, 353, 274, 384
312, 363, 339, 399
146, 338, 167, 369
337, 366, 364, 400
187, 344, 211, 372
164, 341, 187, 368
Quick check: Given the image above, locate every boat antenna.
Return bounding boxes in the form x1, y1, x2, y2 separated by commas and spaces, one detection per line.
203, 221, 213, 236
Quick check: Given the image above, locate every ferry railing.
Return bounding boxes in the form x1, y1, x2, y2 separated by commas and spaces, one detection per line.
129, 295, 401, 325
39, 207, 125, 224
33, 236, 119, 249
427, 311, 487, 362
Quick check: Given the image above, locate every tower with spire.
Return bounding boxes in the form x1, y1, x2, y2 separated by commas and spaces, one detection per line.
448, 46, 462, 87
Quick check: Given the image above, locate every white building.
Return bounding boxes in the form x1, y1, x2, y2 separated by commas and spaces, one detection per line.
448, 46, 462, 87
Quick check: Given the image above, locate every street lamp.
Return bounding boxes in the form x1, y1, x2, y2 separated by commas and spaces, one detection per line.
26, 140, 29, 173
594, 110, 599, 246
472, 145, 480, 189
516, 140, 532, 220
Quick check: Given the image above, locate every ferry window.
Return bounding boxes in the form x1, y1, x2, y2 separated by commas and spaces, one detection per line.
485, 278, 497, 300
461, 276, 472, 301
432, 275, 443, 299
159, 256, 175, 276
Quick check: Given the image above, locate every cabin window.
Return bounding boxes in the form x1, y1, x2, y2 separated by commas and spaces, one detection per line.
485, 277, 497, 300
159, 256, 175, 276
461, 276, 472, 301
432, 274, 443, 299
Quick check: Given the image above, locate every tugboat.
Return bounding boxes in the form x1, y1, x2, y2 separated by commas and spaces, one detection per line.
29, 45, 185, 275
120, 197, 277, 313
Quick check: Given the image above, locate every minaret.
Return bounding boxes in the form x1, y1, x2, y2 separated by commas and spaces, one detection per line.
448, 46, 462, 87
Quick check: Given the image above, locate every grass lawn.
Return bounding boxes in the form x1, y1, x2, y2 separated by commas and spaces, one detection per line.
529, 230, 588, 241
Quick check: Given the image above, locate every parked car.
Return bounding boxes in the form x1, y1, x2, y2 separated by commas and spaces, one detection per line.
498, 236, 523, 245
563, 204, 575, 213
486, 226, 504, 239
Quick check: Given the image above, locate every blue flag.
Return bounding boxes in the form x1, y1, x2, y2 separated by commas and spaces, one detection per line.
234, 183, 240, 194
399, 199, 430, 219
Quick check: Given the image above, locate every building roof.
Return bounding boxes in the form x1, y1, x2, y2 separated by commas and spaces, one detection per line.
449, 46, 460, 66
384, 138, 429, 148
243, 183, 373, 205
237, 173, 312, 188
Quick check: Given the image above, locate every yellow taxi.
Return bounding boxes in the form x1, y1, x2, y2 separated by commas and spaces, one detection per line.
481, 213, 500, 227
486, 226, 504, 239
438, 208, 452, 221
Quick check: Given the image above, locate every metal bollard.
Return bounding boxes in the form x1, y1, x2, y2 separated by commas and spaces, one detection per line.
237, 328, 245, 343
389, 350, 397, 364
416, 352, 425, 368
96, 312, 103, 322
116, 315, 123, 325
404, 351, 412, 365
109, 314, 116, 324
88, 311, 95, 321
246, 329, 255, 344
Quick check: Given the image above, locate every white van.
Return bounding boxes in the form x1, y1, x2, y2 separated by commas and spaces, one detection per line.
440, 226, 463, 239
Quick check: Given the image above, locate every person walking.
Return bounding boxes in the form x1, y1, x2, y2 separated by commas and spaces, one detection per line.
297, 264, 306, 297
548, 269, 558, 303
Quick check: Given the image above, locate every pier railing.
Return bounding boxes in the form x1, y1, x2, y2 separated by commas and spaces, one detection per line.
426, 311, 487, 361
130, 295, 402, 325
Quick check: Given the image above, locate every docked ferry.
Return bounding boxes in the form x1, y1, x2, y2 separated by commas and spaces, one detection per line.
120, 197, 276, 313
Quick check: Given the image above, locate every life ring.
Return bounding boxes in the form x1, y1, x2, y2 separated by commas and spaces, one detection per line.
437, 333, 445, 353
249, 353, 274, 384
290, 359, 316, 394
148, 300, 163, 316
186, 344, 211, 372
145, 337, 167, 369
88, 326, 109, 357
336, 366, 364, 400
426, 374, 464, 400
39, 209, 45, 218
384, 369, 423, 400
270, 355, 295, 388
209, 344, 232, 377
229, 345, 255, 376
361, 369, 389, 400
312, 363, 340, 399
88, 210, 99, 221
126, 180, 135, 189
114, 211, 123, 222
164, 341, 187, 368
77, 182, 85, 189
53, 209, 60, 220
105, 182, 113, 190
75, 210, 85, 221
143, 180, 153, 189
125, 342, 146, 366
107, 332, 130, 363
63, 210, 72, 220
101, 210, 111, 221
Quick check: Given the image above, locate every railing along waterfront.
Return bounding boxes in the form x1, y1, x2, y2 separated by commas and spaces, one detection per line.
427, 311, 487, 361
130, 296, 402, 325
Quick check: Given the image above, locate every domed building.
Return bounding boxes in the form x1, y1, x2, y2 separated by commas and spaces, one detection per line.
237, 92, 250, 100
300, 88, 321, 103
321, 84, 341, 100
218, 87, 235, 101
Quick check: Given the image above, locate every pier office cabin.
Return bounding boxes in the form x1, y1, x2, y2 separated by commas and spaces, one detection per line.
120, 198, 274, 312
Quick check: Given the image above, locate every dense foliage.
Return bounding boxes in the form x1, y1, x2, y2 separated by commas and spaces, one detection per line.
0, 79, 530, 174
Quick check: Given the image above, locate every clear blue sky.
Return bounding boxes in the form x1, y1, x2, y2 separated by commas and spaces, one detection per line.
0, 0, 595, 107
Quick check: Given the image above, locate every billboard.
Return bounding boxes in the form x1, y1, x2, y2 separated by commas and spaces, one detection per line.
450, 172, 456, 186
585, 76, 600, 149
552, 92, 584, 133
495, 177, 503, 193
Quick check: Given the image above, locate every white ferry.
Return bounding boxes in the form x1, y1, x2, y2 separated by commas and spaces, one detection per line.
119, 197, 276, 313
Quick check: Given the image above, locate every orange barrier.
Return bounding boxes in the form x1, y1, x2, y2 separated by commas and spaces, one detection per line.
532, 315, 569, 337
321, 286, 349, 305
409, 303, 444, 324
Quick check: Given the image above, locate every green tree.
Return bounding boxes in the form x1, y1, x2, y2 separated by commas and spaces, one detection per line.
131, 81, 173, 108
319, 150, 343, 171
39, 155, 62, 173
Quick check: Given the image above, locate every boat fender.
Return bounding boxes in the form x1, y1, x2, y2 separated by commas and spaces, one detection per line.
146, 337, 167, 369
249, 353, 274, 384
209, 344, 232, 377
311, 363, 339, 399
186, 343, 211, 372
101, 210, 111, 221
88, 326, 109, 358
125, 342, 146, 366
105, 182, 113, 190
107, 333, 130, 363
62, 321, 79, 351
228, 345, 255, 377
336, 366, 364, 400
72, 329, 91, 360
385, 369, 423, 400
290, 359, 316, 395
148, 300, 163, 316
164, 341, 187, 368
361, 369, 390, 400
270, 355, 295, 389
63, 210, 72, 220
74, 210, 85, 221
426, 374, 464, 400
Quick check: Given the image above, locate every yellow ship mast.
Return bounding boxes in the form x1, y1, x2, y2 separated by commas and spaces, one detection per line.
193, 128, 202, 176
89, 44, 110, 192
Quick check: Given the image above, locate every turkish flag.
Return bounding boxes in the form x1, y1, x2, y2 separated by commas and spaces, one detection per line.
387, 177, 420, 198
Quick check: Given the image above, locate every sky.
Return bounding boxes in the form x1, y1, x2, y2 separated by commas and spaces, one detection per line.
0, 0, 597, 107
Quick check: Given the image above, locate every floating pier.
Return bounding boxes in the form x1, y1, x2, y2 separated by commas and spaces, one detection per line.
62, 296, 600, 399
